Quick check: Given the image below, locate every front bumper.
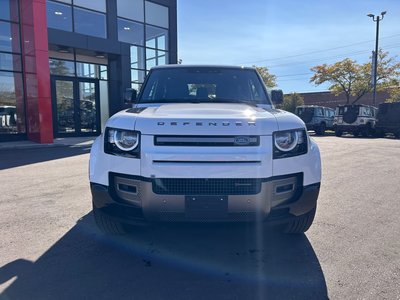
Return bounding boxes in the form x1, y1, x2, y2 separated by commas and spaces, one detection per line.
91, 172, 320, 224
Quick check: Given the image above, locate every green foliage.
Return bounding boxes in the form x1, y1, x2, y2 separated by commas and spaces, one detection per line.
310, 49, 400, 104
386, 86, 400, 103
280, 92, 304, 113
253, 65, 277, 88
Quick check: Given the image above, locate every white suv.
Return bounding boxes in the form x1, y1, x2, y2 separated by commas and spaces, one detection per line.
334, 104, 378, 137
89, 65, 321, 234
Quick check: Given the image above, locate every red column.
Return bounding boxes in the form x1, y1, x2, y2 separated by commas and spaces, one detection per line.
20, 0, 53, 143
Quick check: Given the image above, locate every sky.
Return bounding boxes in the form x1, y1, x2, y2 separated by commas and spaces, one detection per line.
177, 0, 400, 93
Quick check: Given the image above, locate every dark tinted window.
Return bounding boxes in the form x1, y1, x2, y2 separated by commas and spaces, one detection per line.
74, 7, 106, 38
46, 1, 72, 32
140, 67, 270, 104
315, 108, 323, 116
296, 107, 314, 116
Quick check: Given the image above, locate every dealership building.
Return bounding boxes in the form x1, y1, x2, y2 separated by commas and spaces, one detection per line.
0, 0, 177, 143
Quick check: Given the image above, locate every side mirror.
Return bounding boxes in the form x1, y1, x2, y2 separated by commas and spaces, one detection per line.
124, 88, 137, 104
271, 89, 283, 104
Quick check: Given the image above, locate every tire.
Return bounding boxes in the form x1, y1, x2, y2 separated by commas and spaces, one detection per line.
335, 129, 343, 137
283, 207, 316, 234
315, 123, 326, 136
93, 205, 126, 235
360, 128, 368, 137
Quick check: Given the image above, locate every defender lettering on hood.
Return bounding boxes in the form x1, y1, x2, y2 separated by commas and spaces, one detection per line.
157, 121, 256, 126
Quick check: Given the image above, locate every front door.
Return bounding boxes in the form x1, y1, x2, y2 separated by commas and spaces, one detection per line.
51, 76, 100, 137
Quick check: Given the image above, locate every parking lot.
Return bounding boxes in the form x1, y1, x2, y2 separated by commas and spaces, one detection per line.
0, 136, 399, 300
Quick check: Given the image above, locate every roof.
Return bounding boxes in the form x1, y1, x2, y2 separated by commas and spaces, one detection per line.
150, 64, 255, 70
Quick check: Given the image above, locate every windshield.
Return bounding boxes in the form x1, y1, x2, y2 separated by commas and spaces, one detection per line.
139, 67, 270, 105
337, 106, 360, 116
296, 107, 314, 115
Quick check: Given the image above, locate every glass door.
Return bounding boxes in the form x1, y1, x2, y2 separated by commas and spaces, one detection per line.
78, 81, 97, 133
51, 76, 100, 137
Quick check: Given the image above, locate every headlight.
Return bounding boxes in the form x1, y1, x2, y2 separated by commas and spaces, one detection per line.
105, 128, 140, 157
273, 129, 307, 159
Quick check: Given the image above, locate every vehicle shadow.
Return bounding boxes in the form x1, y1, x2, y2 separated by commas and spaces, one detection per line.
0, 214, 328, 300
0, 146, 91, 170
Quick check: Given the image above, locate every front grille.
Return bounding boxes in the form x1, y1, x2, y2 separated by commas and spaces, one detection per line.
154, 135, 260, 147
152, 178, 262, 195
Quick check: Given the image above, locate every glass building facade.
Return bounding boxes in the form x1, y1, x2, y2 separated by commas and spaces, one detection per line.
0, 0, 177, 142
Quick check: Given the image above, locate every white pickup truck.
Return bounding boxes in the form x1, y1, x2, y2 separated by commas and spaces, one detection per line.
89, 65, 321, 234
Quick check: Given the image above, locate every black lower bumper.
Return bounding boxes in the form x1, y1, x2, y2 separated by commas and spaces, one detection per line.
91, 180, 320, 225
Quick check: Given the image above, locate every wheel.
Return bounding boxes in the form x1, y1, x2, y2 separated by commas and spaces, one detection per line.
335, 129, 343, 137
360, 125, 372, 137
283, 207, 316, 234
315, 123, 326, 136
93, 205, 126, 235
360, 128, 369, 137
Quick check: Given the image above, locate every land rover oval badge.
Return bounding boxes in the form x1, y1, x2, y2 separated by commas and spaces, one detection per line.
234, 136, 251, 146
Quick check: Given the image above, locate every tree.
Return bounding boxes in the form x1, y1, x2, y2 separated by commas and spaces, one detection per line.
280, 92, 304, 113
253, 65, 276, 87
310, 50, 400, 104
386, 85, 400, 103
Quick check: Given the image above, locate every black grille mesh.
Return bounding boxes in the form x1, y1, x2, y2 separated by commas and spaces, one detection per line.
152, 178, 262, 195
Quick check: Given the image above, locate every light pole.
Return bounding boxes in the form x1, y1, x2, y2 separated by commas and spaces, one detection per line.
367, 11, 386, 105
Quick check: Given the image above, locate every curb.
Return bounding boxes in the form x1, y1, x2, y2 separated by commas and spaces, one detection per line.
0, 141, 94, 151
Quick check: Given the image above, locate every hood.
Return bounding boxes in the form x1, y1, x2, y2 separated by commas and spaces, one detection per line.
129, 103, 279, 135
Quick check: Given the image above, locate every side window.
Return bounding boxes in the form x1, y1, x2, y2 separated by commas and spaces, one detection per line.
248, 78, 263, 101
316, 108, 323, 116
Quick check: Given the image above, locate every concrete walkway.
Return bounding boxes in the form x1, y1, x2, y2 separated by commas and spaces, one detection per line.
0, 136, 96, 150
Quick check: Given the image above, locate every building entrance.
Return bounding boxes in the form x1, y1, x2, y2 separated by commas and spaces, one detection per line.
51, 76, 100, 137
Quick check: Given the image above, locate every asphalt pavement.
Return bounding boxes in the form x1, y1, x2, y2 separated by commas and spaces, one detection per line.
0, 136, 399, 300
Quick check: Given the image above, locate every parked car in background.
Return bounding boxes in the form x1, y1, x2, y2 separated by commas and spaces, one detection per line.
375, 102, 400, 138
0, 106, 17, 133
333, 104, 378, 137
295, 105, 335, 135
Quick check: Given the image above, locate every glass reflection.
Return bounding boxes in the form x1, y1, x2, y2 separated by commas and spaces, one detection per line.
0, 21, 20, 53
130, 45, 145, 69
74, 7, 106, 38
146, 25, 168, 50
117, 0, 143, 22
46, 1, 73, 32
0, 0, 19, 22
145, 1, 169, 28
118, 19, 144, 45
0, 71, 24, 134
0, 53, 22, 71
56, 80, 75, 133
49, 59, 75, 76
79, 82, 96, 132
